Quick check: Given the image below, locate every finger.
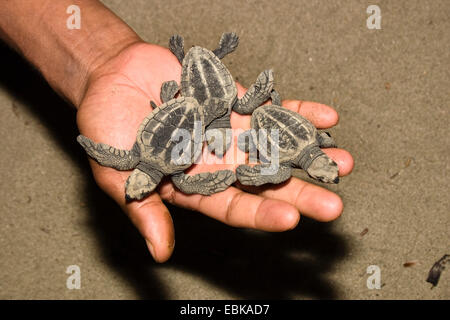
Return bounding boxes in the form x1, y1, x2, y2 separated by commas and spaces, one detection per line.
282, 100, 339, 129
238, 148, 353, 221
244, 178, 343, 222
124, 193, 175, 263
235, 82, 339, 129
322, 148, 354, 176
158, 182, 300, 232
90, 165, 175, 263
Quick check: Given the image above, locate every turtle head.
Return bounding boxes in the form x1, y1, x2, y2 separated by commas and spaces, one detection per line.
305, 154, 339, 184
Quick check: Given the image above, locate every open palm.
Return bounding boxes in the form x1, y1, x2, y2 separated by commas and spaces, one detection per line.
77, 42, 354, 262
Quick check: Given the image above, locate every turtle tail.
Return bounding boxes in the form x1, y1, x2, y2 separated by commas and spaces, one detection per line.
77, 135, 140, 171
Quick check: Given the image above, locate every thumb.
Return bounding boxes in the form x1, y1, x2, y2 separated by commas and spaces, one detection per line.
88, 163, 175, 262
121, 193, 175, 263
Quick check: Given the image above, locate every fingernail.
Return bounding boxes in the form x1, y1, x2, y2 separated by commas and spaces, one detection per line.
145, 239, 157, 260
169, 239, 175, 250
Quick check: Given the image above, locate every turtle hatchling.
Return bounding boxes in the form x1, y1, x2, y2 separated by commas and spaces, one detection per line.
77, 94, 236, 201
236, 105, 339, 186
165, 32, 276, 157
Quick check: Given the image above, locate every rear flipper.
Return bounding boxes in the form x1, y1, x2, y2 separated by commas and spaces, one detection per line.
205, 103, 233, 156
233, 69, 274, 114
205, 127, 232, 158
160, 80, 179, 103
202, 97, 230, 126
169, 35, 185, 64
150, 101, 158, 109
237, 130, 257, 153
125, 167, 164, 201
316, 131, 337, 148
77, 135, 140, 170
171, 170, 236, 195
236, 164, 292, 186
270, 89, 282, 106
213, 32, 239, 59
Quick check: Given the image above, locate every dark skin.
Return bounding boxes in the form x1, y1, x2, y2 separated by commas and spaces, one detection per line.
0, 0, 354, 262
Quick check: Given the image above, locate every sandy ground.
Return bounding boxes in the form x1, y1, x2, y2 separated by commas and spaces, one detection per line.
0, 0, 448, 299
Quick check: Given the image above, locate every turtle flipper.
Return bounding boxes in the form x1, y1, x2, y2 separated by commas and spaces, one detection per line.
270, 89, 282, 106
236, 164, 292, 186
125, 168, 163, 201
203, 98, 233, 156
150, 100, 158, 109
233, 69, 274, 114
169, 35, 185, 64
237, 130, 257, 153
205, 128, 232, 158
213, 32, 239, 59
171, 170, 236, 195
77, 135, 140, 170
316, 131, 337, 148
160, 80, 180, 103
202, 97, 230, 126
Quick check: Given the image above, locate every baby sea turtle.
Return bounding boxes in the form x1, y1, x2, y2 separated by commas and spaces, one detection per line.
77, 91, 236, 201
166, 32, 276, 157
236, 105, 339, 186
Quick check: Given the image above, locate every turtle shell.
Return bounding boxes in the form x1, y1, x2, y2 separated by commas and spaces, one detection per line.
136, 97, 204, 174
251, 105, 318, 163
181, 46, 237, 105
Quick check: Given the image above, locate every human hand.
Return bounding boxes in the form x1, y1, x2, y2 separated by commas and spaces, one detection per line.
77, 42, 354, 262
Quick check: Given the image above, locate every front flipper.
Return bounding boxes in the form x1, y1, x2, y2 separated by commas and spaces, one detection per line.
213, 32, 239, 59
169, 35, 185, 64
233, 69, 274, 114
236, 164, 292, 186
171, 170, 236, 195
125, 167, 164, 201
77, 135, 140, 170
160, 80, 180, 103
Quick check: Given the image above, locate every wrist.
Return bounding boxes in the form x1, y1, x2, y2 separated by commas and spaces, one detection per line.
0, 0, 143, 108
75, 29, 142, 108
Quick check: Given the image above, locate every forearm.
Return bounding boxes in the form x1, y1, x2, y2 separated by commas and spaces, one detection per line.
0, 0, 141, 107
